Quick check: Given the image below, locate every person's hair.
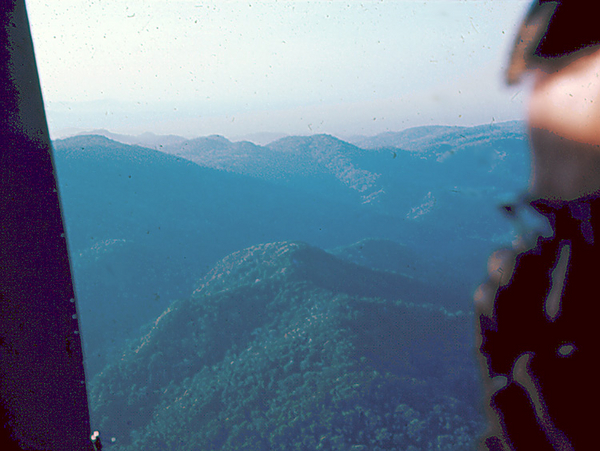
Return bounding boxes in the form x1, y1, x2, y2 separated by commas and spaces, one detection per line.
529, 0, 600, 59
506, 1, 600, 84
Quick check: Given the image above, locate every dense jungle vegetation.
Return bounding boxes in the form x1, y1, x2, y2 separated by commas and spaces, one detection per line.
89, 242, 484, 450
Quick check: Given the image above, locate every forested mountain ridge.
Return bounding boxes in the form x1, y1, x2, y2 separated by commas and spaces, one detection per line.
51, 123, 530, 377
74, 128, 188, 148
49, 123, 529, 449
52, 135, 408, 375
89, 241, 483, 450
192, 241, 430, 304
266, 135, 381, 202
159, 133, 381, 204
347, 120, 526, 153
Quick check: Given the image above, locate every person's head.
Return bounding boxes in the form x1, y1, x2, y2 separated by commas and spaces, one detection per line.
507, 1, 600, 85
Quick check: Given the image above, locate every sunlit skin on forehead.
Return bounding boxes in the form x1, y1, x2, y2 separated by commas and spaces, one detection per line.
529, 46, 600, 147
504, 1, 600, 200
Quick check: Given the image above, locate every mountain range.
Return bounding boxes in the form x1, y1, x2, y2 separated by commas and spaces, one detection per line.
49, 121, 535, 449
346, 120, 526, 152
52, 121, 529, 377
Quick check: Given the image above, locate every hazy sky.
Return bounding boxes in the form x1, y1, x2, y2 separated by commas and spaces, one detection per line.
25, 0, 531, 140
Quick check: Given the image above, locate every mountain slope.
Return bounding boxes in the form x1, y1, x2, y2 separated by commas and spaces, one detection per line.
159, 133, 381, 204
347, 120, 527, 153
328, 238, 418, 275
75, 128, 188, 148
89, 241, 482, 450
53, 135, 410, 375
52, 123, 531, 375
192, 241, 428, 303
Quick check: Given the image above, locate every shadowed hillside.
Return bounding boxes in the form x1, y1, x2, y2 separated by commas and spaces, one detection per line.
53, 135, 411, 374
89, 241, 483, 450
192, 241, 428, 303
52, 123, 529, 377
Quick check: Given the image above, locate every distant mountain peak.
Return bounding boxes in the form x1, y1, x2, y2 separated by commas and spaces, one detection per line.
184, 134, 236, 149
265, 133, 380, 196
192, 240, 430, 306
192, 241, 309, 297
57, 133, 118, 146
348, 120, 527, 152
205, 134, 230, 142
230, 132, 288, 145
268, 133, 351, 149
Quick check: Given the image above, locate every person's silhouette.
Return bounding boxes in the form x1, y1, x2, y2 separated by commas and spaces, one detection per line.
476, 1, 600, 449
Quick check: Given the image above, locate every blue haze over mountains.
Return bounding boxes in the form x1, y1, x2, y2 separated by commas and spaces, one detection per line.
53, 121, 529, 374
52, 121, 530, 448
